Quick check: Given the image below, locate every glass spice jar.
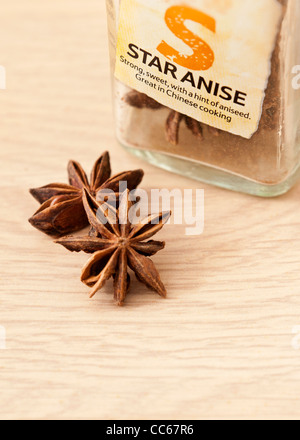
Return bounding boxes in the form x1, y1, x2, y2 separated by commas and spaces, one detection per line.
106, 0, 300, 197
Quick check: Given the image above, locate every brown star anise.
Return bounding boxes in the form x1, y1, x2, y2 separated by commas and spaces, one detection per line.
29, 152, 144, 237
56, 189, 171, 306
166, 110, 203, 145
124, 90, 163, 110
124, 90, 220, 145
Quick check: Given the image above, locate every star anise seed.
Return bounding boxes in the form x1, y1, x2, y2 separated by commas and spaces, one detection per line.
56, 189, 170, 306
29, 152, 144, 237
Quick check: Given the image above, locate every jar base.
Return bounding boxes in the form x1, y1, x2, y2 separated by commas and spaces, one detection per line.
123, 145, 300, 197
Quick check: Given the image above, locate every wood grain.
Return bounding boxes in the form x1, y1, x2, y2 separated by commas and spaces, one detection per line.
0, 0, 300, 420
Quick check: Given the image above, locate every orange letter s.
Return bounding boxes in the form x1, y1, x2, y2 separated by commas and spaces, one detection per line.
157, 6, 216, 71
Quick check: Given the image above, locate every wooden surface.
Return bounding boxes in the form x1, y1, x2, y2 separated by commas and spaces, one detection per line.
0, 0, 300, 421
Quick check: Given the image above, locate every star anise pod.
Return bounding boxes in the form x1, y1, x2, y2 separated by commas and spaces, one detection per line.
124, 90, 163, 110
166, 110, 203, 145
56, 189, 171, 306
29, 152, 144, 237
124, 90, 220, 145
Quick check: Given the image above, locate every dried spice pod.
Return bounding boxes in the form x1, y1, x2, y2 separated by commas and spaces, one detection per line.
29, 152, 144, 237
57, 189, 170, 306
124, 90, 163, 110
165, 111, 204, 145
185, 116, 204, 141
124, 90, 217, 145
165, 111, 183, 146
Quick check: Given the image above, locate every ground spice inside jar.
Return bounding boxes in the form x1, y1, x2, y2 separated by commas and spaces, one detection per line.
108, 0, 300, 195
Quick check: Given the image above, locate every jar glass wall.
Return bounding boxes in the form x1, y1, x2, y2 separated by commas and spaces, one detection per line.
106, 0, 300, 197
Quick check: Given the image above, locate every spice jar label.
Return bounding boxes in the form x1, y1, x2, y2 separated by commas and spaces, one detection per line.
115, 0, 283, 139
